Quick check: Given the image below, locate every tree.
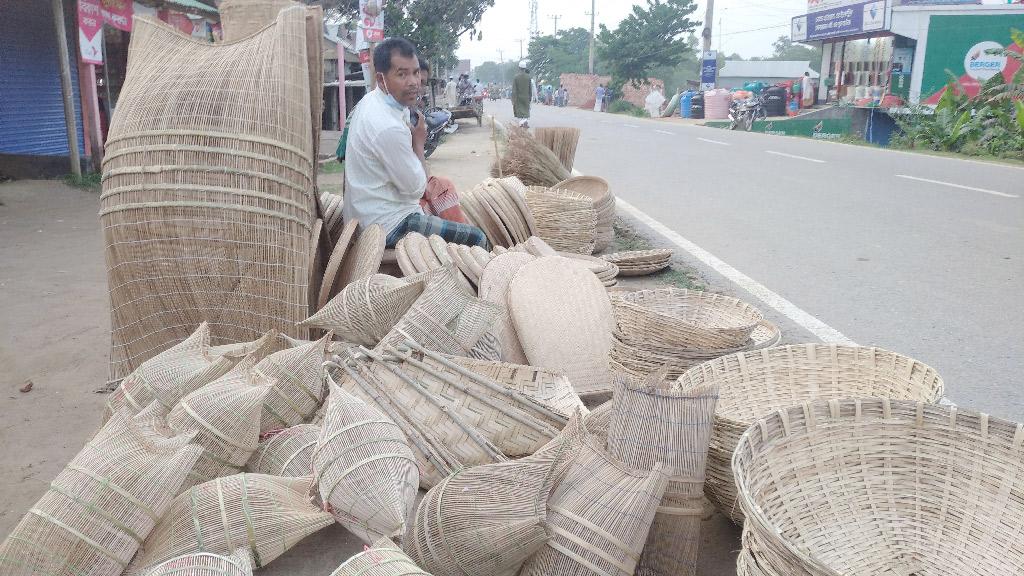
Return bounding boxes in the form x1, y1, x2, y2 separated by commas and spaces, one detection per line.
473, 60, 519, 84
526, 28, 594, 86
595, 0, 700, 91
768, 35, 822, 72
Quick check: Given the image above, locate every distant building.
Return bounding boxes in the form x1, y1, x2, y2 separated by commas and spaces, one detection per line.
456, 59, 472, 76
718, 61, 819, 89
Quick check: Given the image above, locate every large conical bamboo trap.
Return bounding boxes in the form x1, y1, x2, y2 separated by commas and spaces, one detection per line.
552, 176, 615, 252
168, 358, 272, 489
299, 274, 427, 346
207, 330, 283, 363
327, 354, 506, 489
371, 340, 565, 456
519, 435, 669, 576
404, 448, 568, 576
0, 406, 201, 576
130, 474, 333, 573
491, 126, 571, 187
606, 372, 719, 576
251, 334, 330, 433
313, 381, 418, 544
101, 7, 317, 382
675, 344, 945, 524
330, 540, 431, 576
247, 424, 319, 477
143, 548, 253, 576
613, 288, 765, 350
104, 323, 235, 421
441, 353, 587, 419
524, 187, 597, 255
535, 127, 581, 172
733, 399, 1024, 576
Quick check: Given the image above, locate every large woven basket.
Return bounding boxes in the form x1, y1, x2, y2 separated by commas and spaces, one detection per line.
523, 187, 597, 255
101, 9, 316, 382
143, 548, 253, 576
675, 344, 945, 523
552, 176, 615, 252
614, 288, 764, 350
734, 399, 1024, 576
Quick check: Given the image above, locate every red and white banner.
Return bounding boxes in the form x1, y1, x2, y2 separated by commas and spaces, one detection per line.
359, 0, 385, 42
78, 0, 104, 65
99, 0, 133, 32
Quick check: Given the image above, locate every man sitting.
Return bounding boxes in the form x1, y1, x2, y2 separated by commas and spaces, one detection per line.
342, 38, 487, 249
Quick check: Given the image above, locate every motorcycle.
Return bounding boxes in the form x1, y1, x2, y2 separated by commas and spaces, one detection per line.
728, 93, 768, 131
422, 107, 456, 158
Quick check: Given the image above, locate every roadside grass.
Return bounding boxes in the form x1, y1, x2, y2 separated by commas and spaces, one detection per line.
320, 159, 344, 174
611, 219, 704, 291
63, 172, 102, 191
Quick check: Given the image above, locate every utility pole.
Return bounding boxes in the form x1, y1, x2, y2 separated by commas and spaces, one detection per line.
587, 0, 596, 74
498, 49, 504, 63
701, 0, 715, 56
549, 14, 561, 36
515, 38, 525, 60
51, 0, 81, 177
718, 16, 722, 54
529, 0, 539, 39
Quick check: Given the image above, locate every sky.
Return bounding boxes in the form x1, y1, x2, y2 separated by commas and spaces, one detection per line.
455, 0, 813, 67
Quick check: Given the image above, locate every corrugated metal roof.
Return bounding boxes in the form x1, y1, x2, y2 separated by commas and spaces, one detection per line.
720, 61, 819, 78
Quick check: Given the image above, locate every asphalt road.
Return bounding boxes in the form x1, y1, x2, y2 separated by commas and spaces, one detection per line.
487, 99, 1024, 422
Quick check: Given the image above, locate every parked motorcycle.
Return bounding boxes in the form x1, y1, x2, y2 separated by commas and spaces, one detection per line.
422, 107, 456, 158
728, 93, 768, 131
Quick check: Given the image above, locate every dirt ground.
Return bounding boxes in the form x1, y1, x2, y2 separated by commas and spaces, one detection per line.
0, 117, 740, 574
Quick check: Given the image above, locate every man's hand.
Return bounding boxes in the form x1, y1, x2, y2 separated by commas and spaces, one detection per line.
411, 110, 427, 156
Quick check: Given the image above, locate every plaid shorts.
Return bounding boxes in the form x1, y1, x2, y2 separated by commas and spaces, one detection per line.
386, 212, 489, 249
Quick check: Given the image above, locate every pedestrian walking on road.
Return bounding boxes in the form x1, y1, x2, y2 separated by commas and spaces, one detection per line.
801, 71, 815, 108
594, 84, 605, 112
512, 60, 532, 127
559, 86, 568, 107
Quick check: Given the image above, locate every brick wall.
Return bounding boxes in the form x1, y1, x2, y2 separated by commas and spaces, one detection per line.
558, 73, 665, 109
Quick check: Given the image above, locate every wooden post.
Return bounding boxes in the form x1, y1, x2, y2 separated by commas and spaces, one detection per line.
367, 42, 378, 90
337, 40, 347, 130
78, 60, 104, 165
52, 0, 82, 177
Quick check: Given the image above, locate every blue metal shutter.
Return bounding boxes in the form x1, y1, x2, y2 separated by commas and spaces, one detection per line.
0, 0, 85, 156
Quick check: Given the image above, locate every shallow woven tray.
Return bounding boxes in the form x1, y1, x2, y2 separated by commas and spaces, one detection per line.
677, 344, 945, 524
509, 257, 615, 397
479, 252, 537, 364
734, 399, 1017, 576
601, 249, 673, 265
335, 224, 385, 292
615, 288, 764, 349
615, 262, 671, 277
498, 177, 538, 237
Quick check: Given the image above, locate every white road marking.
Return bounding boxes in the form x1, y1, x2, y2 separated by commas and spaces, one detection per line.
697, 137, 730, 146
615, 197, 857, 345
654, 129, 675, 135
765, 150, 826, 163
624, 123, 641, 128
895, 174, 1018, 198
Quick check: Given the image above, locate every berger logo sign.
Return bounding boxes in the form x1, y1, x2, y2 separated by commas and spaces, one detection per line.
964, 41, 1007, 80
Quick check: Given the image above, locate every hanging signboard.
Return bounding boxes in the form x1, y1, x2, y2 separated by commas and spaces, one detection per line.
78, 0, 104, 65
99, 0, 133, 32
700, 50, 717, 91
359, 0, 385, 42
792, 0, 887, 42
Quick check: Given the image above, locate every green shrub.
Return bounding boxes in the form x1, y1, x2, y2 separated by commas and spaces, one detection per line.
607, 100, 649, 117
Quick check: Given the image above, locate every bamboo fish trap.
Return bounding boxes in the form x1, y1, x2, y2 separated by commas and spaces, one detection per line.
0, 406, 202, 576
330, 540, 431, 576
442, 354, 587, 418
404, 450, 567, 576
206, 330, 283, 363
130, 474, 333, 573
535, 127, 582, 172
253, 334, 331, 434
101, 8, 316, 382
299, 274, 427, 346
247, 424, 319, 477
327, 355, 506, 489
313, 381, 419, 544
143, 548, 253, 576
519, 436, 669, 576
606, 373, 719, 576
104, 323, 235, 421
168, 358, 272, 489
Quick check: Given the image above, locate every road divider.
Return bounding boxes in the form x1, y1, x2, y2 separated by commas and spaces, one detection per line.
895, 175, 1018, 199
765, 150, 825, 163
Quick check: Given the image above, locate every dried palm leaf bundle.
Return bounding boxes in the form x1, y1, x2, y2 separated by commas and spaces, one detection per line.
104, 323, 235, 422
327, 354, 506, 489
519, 437, 669, 576
0, 405, 201, 576
130, 474, 333, 573
534, 127, 581, 171
330, 539, 431, 576
442, 353, 587, 419
491, 126, 571, 187
168, 358, 272, 489
143, 548, 253, 576
299, 274, 426, 346
252, 334, 331, 434
313, 381, 418, 544
369, 341, 562, 457
404, 447, 568, 576
605, 372, 719, 576
523, 187, 597, 255
101, 7, 316, 383
247, 424, 319, 477
378, 266, 501, 357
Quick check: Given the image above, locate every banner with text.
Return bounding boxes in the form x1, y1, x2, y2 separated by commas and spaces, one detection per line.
78, 0, 104, 65
700, 50, 717, 91
99, 0, 133, 32
792, 0, 887, 42
359, 0, 385, 42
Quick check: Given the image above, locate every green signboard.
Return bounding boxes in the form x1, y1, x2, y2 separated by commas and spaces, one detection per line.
921, 14, 1024, 104
707, 117, 852, 138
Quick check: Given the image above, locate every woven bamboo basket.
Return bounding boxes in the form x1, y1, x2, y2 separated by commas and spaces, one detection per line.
143, 548, 253, 576
734, 399, 1024, 576
313, 381, 418, 544
405, 450, 566, 576
247, 424, 319, 477
675, 344, 945, 524
168, 358, 272, 489
105, 323, 235, 421
330, 540, 431, 576
535, 127, 582, 171
614, 288, 765, 350
606, 373, 719, 576
552, 176, 615, 252
328, 359, 506, 489
519, 436, 669, 576
373, 341, 564, 456
253, 334, 330, 433
101, 9, 316, 382
130, 474, 333, 573
299, 274, 427, 346
0, 407, 201, 576
523, 187, 597, 255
